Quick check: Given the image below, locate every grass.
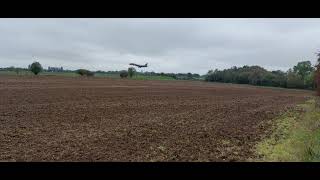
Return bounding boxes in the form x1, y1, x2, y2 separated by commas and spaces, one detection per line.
131, 75, 175, 80
256, 97, 320, 162
88, 72, 176, 80
0, 70, 79, 77
0, 70, 176, 80
94, 72, 120, 78
0, 70, 33, 76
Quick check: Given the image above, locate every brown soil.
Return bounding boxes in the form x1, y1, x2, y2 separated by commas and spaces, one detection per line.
0, 75, 313, 161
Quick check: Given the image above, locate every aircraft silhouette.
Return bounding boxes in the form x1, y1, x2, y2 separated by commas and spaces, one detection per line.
129, 63, 148, 68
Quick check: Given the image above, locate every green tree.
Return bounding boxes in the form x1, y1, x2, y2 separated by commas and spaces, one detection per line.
293, 61, 314, 80
128, 67, 136, 78
187, 72, 192, 79
29, 62, 43, 75
304, 71, 315, 89
287, 69, 304, 89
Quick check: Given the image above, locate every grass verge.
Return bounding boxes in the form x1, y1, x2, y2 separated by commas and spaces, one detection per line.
256, 97, 320, 161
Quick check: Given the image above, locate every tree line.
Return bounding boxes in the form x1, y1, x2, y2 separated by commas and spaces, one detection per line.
2, 57, 320, 94
205, 60, 319, 90
96, 69, 202, 80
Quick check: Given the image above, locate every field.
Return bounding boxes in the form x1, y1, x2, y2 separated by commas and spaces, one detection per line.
0, 75, 313, 161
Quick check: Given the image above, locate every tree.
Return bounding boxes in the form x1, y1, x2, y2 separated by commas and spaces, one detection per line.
128, 67, 136, 78
187, 72, 192, 79
29, 62, 43, 75
293, 61, 314, 83
286, 69, 304, 89
304, 71, 315, 89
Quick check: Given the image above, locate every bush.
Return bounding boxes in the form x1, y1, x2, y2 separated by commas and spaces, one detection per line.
76, 69, 94, 77
120, 71, 128, 78
29, 62, 43, 75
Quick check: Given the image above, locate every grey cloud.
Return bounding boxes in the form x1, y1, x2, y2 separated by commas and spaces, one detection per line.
0, 18, 320, 74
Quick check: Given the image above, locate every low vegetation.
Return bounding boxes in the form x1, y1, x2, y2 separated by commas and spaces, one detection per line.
120, 70, 128, 78
132, 74, 176, 80
256, 98, 320, 161
75, 69, 94, 76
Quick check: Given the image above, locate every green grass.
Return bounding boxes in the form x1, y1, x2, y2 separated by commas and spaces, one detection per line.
94, 72, 120, 78
0, 70, 79, 77
131, 75, 175, 80
256, 98, 320, 162
0, 70, 176, 81
92, 73, 176, 80
0, 70, 33, 76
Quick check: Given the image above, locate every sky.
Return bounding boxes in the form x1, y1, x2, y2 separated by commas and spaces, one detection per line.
0, 18, 320, 75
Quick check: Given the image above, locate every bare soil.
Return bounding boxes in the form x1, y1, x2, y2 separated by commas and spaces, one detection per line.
0, 75, 312, 161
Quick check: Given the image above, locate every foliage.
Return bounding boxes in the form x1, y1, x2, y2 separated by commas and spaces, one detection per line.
29, 62, 43, 75
293, 61, 314, 80
76, 69, 94, 76
128, 67, 136, 78
205, 61, 317, 90
120, 70, 128, 78
286, 70, 304, 89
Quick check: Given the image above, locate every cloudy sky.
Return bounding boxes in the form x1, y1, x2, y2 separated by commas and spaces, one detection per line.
0, 18, 320, 74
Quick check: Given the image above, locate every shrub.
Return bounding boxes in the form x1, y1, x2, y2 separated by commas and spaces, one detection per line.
76, 69, 87, 76
29, 62, 43, 75
120, 71, 128, 78
76, 69, 94, 77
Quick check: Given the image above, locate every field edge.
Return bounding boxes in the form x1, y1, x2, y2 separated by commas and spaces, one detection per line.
254, 97, 320, 162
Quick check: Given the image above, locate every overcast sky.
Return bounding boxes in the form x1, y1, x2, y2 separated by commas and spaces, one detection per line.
0, 18, 320, 74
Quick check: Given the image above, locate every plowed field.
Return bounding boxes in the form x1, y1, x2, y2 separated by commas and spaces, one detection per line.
0, 76, 312, 161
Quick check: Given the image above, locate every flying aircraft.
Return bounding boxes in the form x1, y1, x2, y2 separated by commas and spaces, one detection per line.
129, 63, 148, 68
